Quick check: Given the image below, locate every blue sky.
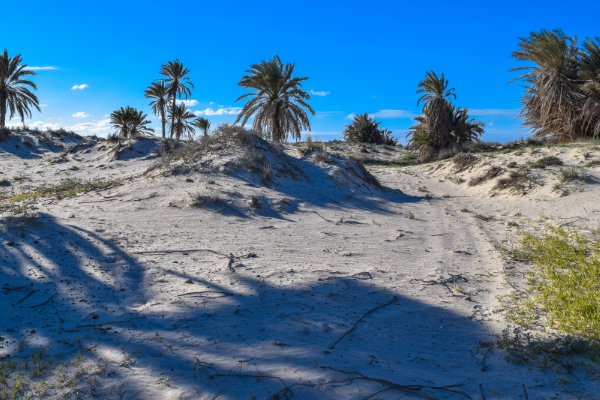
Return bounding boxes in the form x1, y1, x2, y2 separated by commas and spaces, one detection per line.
4, 0, 600, 143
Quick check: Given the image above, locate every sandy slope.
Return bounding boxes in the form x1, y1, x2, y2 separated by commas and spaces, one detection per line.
1, 131, 600, 399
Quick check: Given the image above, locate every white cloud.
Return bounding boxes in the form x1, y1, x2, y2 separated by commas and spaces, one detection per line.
310, 90, 330, 97
103, 114, 110, 118
40, 104, 47, 107
209, 102, 215, 105
71, 84, 88, 90
346, 113, 356, 120
194, 108, 241, 116
176, 99, 199, 107
468, 109, 519, 116
371, 110, 416, 118
72, 111, 91, 118
316, 111, 344, 119
66, 119, 112, 136
26, 66, 56, 70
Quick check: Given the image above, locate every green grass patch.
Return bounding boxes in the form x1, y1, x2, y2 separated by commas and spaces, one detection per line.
362, 153, 418, 167
8, 178, 123, 202
530, 156, 563, 169
504, 225, 600, 340
584, 160, 600, 168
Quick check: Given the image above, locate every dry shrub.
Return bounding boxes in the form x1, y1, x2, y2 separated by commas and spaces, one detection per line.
468, 166, 504, 186
453, 153, 476, 169
250, 195, 262, 209
0, 127, 10, 142
493, 170, 537, 195
530, 156, 563, 169
189, 191, 220, 207
261, 161, 273, 187
347, 158, 384, 190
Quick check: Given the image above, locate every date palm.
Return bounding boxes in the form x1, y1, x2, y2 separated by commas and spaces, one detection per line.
235, 55, 315, 142
192, 116, 210, 137
110, 106, 154, 138
168, 104, 196, 140
508, 29, 590, 141
159, 60, 194, 139
144, 81, 169, 138
0, 49, 40, 129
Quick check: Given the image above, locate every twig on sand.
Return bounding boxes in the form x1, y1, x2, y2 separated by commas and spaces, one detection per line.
30, 293, 56, 308
132, 248, 230, 257
177, 291, 234, 297
481, 348, 491, 371
410, 272, 467, 291
76, 318, 134, 328
329, 296, 399, 349
2, 284, 32, 294
479, 383, 486, 399
18, 290, 36, 304
522, 384, 528, 400
310, 210, 334, 223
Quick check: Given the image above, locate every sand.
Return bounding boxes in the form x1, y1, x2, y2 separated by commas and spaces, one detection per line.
1, 130, 599, 399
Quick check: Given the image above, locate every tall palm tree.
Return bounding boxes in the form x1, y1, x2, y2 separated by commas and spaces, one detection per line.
144, 81, 169, 138
192, 116, 210, 137
408, 71, 457, 156
168, 104, 196, 140
159, 60, 194, 139
509, 29, 585, 141
110, 106, 154, 138
0, 49, 40, 129
234, 55, 315, 142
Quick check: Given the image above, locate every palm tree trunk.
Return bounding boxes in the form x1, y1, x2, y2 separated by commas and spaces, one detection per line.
161, 108, 166, 139
171, 95, 176, 139
0, 95, 6, 129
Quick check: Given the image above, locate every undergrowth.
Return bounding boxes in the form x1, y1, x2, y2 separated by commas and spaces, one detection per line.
5, 178, 123, 202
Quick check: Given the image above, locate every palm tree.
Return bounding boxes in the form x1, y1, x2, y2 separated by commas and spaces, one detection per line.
144, 81, 170, 138
159, 60, 194, 139
407, 72, 483, 156
168, 104, 196, 140
192, 116, 210, 137
0, 49, 41, 129
342, 113, 397, 145
234, 55, 315, 142
110, 106, 154, 138
509, 29, 586, 141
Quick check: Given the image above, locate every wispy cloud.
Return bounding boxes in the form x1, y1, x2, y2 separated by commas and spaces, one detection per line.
71, 84, 88, 90
72, 112, 91, 118
194, 108, 241, 116
26, 66, 56, 70
371, 110, 417, 118
177, 99, 199, 107
346, 113, 356, 120
310, 90, 330, 97
468, 109, 519, 116
40, 104, 47, 107
315, 111, 344, 119
67, 119, 112, 136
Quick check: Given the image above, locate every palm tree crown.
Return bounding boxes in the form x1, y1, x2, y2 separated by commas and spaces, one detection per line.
159, 60, 194, 139
144, 81, 170, 139
234, 55, 315, 142
168, 104, 196, 140
416, 71, 456, 108
110, 106, 154, 138
0, 49, 40, 129
192, 116, 211, 137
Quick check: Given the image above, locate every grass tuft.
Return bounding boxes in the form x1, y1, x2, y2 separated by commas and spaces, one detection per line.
530, 156, 563, 169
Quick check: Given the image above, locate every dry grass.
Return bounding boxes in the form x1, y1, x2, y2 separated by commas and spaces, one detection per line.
493, 170, 537, 195
250, 195, 262, 209
6, 178, 123, 202
189, 191, 220, 207
468, 166, 504, 186
452, 153, 476, 169
530, 156, 563, 169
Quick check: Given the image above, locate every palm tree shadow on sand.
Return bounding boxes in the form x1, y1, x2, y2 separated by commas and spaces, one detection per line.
0, 213, 578, 399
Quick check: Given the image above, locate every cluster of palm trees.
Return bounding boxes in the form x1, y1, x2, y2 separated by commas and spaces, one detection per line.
405, 71, 485, 157
510, 29, 600, 141
342, 113, 398, 145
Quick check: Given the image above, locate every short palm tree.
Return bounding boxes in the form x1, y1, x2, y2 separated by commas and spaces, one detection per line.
144, 81, 170, 138
342, 113, 397, 145
110, 106, 154, 138
0, 49, 40, 129
159, 60, 194, 139
192, 116, 210, 137
234, 55, 315, 142
509, 29, 586, 141
168, 104, 196, 140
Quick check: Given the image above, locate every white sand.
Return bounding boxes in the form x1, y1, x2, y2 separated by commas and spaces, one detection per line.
1, 131, 599, 399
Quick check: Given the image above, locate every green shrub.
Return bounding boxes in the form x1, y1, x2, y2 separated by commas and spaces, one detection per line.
531, 156, 563, 168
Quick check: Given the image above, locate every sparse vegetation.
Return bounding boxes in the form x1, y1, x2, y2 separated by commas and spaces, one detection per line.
506, 161, 518, 168
189, 191, 219, 207
6, 177, 123, 202
250, 195, 262, 209
468, 166, 504, 186
493, 170, 537, 195
530, 156, 563, 168
452, 153, 476, 169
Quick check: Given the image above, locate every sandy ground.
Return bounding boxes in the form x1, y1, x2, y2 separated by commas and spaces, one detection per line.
1, 131, 600, 399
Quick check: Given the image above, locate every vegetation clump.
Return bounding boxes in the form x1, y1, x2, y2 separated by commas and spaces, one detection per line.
502, 225, 600, 342
6, 177, 123, 202
468, 166, 504, 186
342, 113, 398, 145
452, 153, 476, 169
530, 155, 563, 168
493, 170, 537, 195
